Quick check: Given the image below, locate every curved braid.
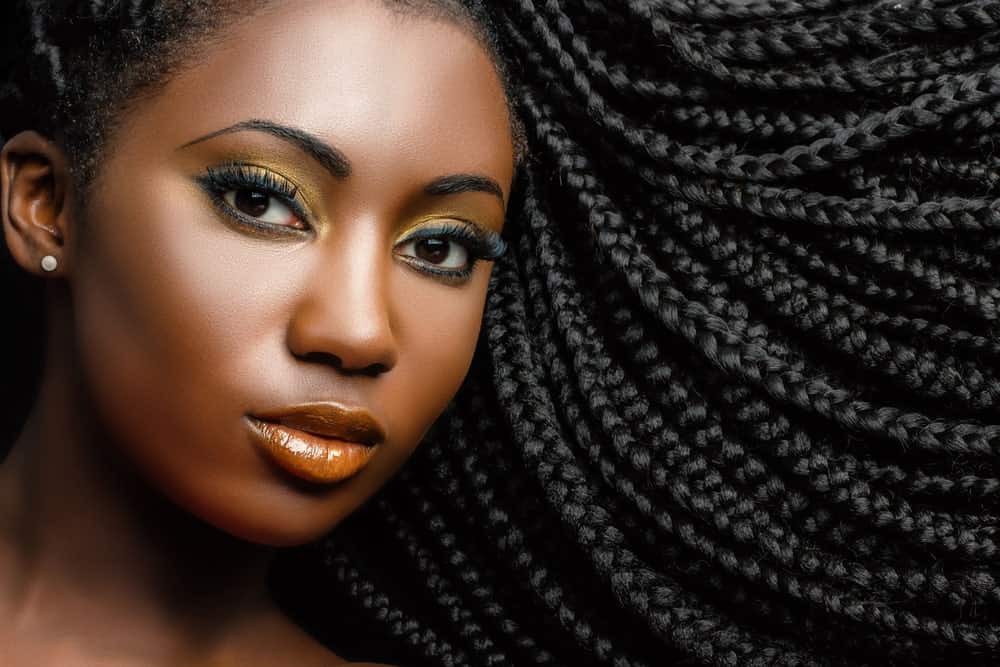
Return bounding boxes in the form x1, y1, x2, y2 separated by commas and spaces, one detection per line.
532, 111, 993, 648
318, 1, 1000, 665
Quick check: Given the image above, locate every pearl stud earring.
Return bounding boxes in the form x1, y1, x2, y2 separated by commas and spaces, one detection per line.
40, 255, 58, 272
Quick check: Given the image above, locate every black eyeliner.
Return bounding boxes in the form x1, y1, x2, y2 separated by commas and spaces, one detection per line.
195, 161, 311, 232
400, 221, 507, 260
394, 220, 506, 285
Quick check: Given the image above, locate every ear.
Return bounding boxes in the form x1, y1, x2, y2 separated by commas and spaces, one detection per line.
0, 130, 76, 277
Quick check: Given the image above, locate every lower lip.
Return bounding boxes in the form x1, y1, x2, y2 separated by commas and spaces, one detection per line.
245, 417, 378, 485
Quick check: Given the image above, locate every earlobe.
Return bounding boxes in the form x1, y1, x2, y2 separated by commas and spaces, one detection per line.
0, 130, 75, 277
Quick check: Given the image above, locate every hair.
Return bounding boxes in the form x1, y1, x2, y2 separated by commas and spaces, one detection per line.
4, 0, 1000, 665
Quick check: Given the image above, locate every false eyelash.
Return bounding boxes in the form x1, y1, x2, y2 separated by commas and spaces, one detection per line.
401, 221, 508, 260
196, 162, 311, 229
395, 221, 507, 284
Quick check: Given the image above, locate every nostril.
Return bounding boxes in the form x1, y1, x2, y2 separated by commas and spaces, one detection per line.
297, 350, 389, 377
360, 362, 390, 377
298, 350, 344, 370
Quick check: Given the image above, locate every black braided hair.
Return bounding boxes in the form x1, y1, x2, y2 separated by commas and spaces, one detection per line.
6, 1, 1000, 665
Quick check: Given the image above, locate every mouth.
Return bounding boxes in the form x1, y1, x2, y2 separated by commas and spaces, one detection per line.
245, 402, 386, 485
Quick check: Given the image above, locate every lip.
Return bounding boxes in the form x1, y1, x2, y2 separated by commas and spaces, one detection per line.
245, 402, 386, 485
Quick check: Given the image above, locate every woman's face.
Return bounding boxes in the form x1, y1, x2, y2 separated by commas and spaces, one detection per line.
68, 0, 515, 545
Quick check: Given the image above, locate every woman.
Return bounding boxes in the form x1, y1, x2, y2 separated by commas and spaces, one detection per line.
1, 0, 524, 664
7, 1, 1000, 666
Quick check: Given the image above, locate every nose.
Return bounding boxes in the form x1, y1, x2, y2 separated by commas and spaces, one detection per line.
285, 236, 398, 376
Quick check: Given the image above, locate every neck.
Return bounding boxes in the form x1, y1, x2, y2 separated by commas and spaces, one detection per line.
0, 285, 277, 656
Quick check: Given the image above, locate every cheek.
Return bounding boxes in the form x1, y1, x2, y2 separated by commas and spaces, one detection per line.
378, 268, 490, 461
74, 178, 287, 408
70, 177, 302, 521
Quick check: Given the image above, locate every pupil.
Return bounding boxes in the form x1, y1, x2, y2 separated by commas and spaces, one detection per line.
416, 239, 450, 264
235, 190, 270, 217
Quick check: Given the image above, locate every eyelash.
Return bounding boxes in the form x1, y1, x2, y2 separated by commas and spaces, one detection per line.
196, 162, 309, 235
395, 221, 508, 284
196, 161, 507, 283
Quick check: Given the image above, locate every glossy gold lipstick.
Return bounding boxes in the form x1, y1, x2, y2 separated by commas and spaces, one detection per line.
246, 402, 386, 484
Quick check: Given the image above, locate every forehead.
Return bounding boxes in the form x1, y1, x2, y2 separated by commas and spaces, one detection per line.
114, 0, 514, 191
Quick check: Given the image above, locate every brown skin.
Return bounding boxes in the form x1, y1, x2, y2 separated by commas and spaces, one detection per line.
0, 0, 515, 664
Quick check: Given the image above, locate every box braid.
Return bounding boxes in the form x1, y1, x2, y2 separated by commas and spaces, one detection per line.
6, 1, 1000, 667
304, 1, 1000, 666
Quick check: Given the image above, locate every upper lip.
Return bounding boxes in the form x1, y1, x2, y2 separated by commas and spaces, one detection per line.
249, 402, 386, 446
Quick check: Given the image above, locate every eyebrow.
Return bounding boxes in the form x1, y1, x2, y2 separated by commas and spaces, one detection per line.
178, 119, 351, 179
179, 119, 505, 206
424, 174, 505, 206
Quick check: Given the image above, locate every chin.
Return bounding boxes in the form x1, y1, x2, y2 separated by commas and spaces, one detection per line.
147, 468, 357, 548
106, 466, 361, 547
198, 501, 342, 547
225, 521, 331, 548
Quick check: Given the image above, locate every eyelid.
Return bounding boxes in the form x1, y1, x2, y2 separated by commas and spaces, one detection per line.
396, 217, 507, 260
197, 161, 313, 228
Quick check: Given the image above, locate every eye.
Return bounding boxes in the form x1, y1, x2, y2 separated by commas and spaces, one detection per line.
397, 237, 470, 269
392, 220, 506, 284
196, 162, 311, 235
222, 188, 303, 229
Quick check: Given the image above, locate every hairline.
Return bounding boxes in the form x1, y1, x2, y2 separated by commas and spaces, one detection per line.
74, 0, 526, 212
